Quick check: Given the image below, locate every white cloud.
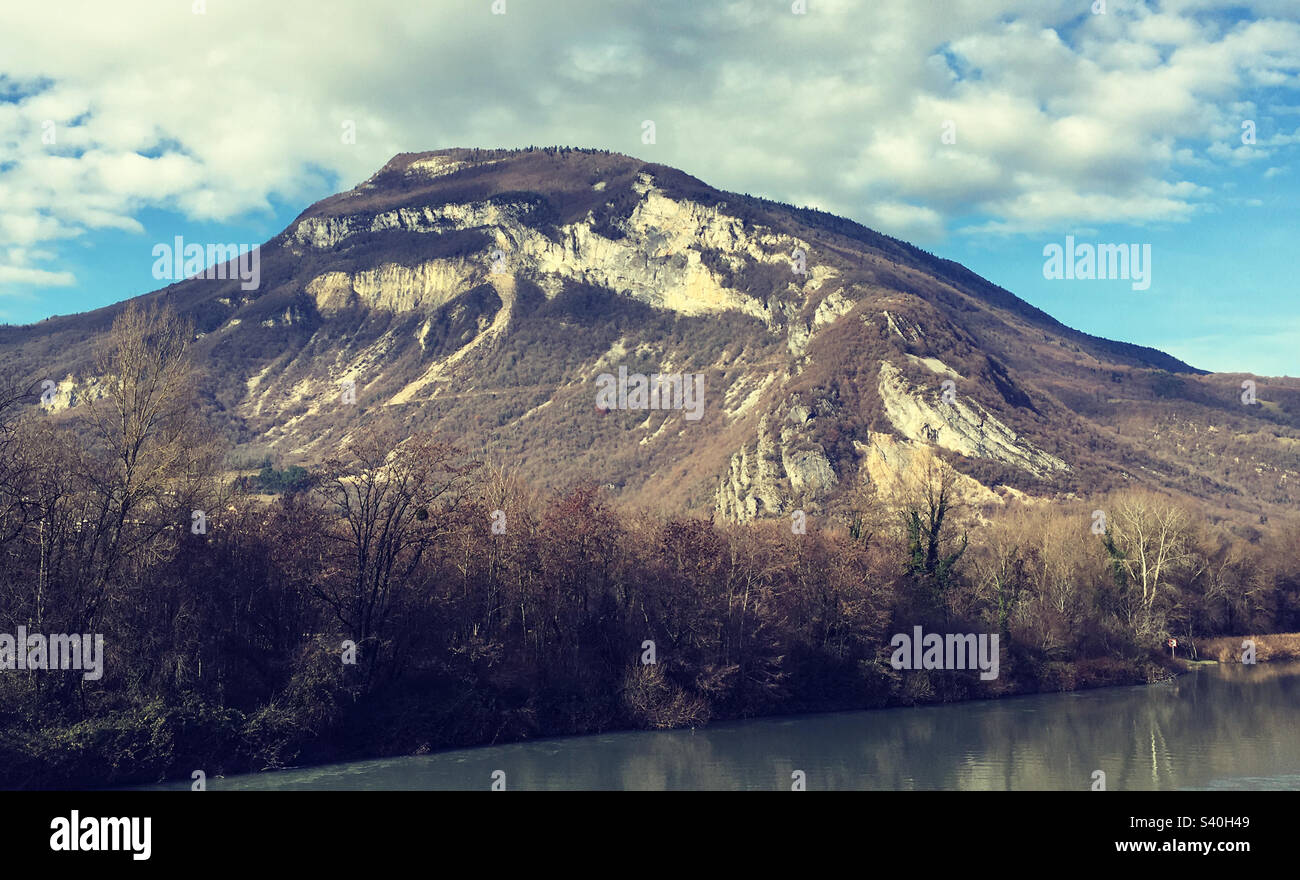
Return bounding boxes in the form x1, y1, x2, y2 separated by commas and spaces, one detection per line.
0, 0, 1297, 283
0, 265, 75, 287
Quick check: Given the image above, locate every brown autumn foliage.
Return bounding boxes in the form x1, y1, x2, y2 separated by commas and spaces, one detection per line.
1196, 633, 1300, 664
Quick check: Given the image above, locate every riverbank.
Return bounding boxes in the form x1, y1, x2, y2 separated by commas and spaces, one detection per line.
17, 635, 1300, 790
0, 646, 1177, 789
1192, 633, 1300, 664
132, 658, 1300, 792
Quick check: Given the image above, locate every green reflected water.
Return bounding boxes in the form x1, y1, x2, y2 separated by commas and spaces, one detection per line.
152, 661, 1300, 791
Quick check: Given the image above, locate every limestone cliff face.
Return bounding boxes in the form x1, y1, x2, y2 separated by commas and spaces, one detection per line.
715, 401, 840, 522
290, 202, 525, 251
306, 261, 479, 315
265, 161, 839, 450
37, 375, 108, 414
291, 172, 805, 327
875, 360, 1068, 478
855, 432, 1002, 508
712, 347, 1076, 522
716, 421, 787, 521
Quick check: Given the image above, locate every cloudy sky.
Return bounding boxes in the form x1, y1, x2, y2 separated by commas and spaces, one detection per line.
1, 0, 1297, 374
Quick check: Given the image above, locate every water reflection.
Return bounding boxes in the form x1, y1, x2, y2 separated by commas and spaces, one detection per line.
147, 661, 1300, 791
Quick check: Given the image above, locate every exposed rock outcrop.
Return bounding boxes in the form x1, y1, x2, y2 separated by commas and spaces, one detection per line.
876, 360, 1068, 478
716, 404, 839, 522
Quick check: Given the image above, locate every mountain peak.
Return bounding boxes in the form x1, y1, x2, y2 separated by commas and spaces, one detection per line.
8, 151, 1297, 521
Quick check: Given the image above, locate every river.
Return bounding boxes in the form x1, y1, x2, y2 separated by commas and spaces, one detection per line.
148, 660, 1300, 791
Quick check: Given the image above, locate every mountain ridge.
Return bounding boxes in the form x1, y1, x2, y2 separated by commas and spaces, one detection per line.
2, 146, 1295, 522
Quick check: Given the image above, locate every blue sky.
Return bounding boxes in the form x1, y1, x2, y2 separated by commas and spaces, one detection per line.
1, 0, 1296, 375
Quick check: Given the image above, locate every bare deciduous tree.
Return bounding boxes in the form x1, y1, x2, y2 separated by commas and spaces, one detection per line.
1103, 492, 1193, 638
317, 429, 476, 684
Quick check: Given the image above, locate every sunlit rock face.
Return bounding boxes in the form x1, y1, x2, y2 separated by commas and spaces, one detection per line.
876, 361, 1068, 479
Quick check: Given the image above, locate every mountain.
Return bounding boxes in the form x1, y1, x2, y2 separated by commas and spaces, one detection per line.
3, 146, 1298, 521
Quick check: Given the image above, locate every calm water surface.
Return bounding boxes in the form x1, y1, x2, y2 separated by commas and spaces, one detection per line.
152, 661, 1300, 791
